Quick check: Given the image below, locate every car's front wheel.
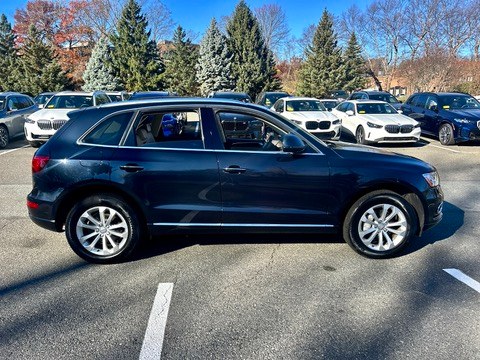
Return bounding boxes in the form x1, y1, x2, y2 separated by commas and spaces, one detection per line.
65, 194, 143, 263
355, 126, 366, 144
0, 125, 9, 148
438, 123, 455, 145
343, 191, 417, 258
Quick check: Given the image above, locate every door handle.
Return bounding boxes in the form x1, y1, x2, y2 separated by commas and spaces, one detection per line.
223, 165, 246, 174
120, 164, 144, 172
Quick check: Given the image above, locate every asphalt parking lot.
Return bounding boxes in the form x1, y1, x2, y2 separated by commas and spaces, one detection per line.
0, 136, 479, 360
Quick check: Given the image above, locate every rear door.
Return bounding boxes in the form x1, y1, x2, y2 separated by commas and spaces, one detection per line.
109, 106, 222, 232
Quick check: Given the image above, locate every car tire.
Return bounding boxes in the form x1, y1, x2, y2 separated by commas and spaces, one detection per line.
0, 125, 9, 149
355, 126, 366, 144
438, 123, 455, 145
28, 141, 42, 148
65, 194, 143, 263
343, 190, 417, 258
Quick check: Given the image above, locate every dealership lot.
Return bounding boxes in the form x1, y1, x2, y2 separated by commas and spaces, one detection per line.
0, 137, 479, 359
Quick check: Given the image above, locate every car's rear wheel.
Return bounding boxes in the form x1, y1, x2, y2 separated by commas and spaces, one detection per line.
343, 191, 417, 258
65, 194, 142, 263
0, 125, 9, 148
438, 123, 455, 145
355, 126, 366, 144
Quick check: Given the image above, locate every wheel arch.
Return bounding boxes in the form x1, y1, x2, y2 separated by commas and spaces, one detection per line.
54, 182, 149, 236
340, 182, 425, 235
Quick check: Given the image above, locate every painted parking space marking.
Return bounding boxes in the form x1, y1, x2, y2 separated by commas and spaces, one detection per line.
0, 145, 30, 156
443, 269, 480, 293
139, 283, 174, 360
428, 144, 461, 153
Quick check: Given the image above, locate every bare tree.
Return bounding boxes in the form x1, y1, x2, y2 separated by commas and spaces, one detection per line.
77, 0, 174, 40
254, 3, 290, 57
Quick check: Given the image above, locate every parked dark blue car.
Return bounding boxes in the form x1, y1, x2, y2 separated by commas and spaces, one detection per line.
27, 98, 443, 263
401, 92, 480, 145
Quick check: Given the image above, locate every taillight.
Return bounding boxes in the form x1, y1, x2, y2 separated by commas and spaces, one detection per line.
32, 155, 50, 173
27, 200, 39, 209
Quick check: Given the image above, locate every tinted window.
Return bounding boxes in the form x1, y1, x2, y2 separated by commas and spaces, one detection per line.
83, 112, 133, 145
18, 96, 34, 109
357, 103, 398, 114
440, 94, 480, 110
95, 94, 111, 105
263, 93, 289, 107
336, 102, 349, 112
46, 95, 94, 109
133, 110, 203, 149
285, 100, 326, 111
273, 100, 284, 112
217, 111, 286, 152
369, 93, 400, 103
413, 94, 428, 108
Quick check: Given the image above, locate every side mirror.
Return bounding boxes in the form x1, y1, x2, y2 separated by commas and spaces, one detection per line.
345, 110, 354, 116
38, 104, 45, 109
282, 134, 306, 154
397, 109, 403, 114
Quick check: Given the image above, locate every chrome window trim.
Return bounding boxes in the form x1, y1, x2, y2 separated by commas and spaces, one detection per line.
151, 222, 334, 228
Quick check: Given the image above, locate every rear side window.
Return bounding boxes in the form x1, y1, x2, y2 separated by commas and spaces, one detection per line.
82, 112, 133, 145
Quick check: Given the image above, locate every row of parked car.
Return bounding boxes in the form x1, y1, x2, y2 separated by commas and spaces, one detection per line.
1, 89, 479, 149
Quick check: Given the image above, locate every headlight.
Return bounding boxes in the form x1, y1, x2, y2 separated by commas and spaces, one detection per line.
367, 121, 382, 128
454, 118, 471, 124
24, 118, 36, 124
332, 119, 341, 125
414, 123, 421, 128
423, 171, 440, 187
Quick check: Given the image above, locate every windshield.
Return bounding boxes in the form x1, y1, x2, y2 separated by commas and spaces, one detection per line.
440, 95, 480, 110
357, 103, 398, 114
0, 96, 5, 110
264, 93, 288, 106
286, 100, 327, 112
45, 95, 93, 109
369, 93, 400, 103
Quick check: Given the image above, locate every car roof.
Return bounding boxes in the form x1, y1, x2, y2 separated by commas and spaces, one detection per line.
283, 97, 320, 101
348, 99, 389, 104
354, 90, 390, 95
54, 91, 103, 96
0, 92, 29, 96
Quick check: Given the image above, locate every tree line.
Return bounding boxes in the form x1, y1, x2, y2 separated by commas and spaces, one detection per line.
1, 0, 478, 99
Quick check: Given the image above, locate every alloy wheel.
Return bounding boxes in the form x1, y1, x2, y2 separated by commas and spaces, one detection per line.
357, 203, 407, 251
0, 126, 8, 148
76, 206, 129, 257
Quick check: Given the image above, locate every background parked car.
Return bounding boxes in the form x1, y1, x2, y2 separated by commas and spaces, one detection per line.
27, 98, 443, 263
255, 91, 290, 107
33, 92, 56, 108
106, 91, 130, 102
272, 97, 341, 140
128, 91, 176, 100
24, 91, 111, 147
348, 91, 403, 110
401, 92, 480, 145
0, 92, 37, 148
318, 99, 339, 111
331, 90, 348, 102
332, 100, 421, 144
207, 91, 252, 103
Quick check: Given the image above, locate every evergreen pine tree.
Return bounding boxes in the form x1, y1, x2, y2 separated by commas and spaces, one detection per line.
196, 18, 234, 96
0, 14, 18, 92
343, 32, 366, 92
297, 10, 345, 98
16, 25, 68, 95
226, 0, 281, 100
83, 36, 120, 91
163, 26, 199, 96
110, 0, 164, 91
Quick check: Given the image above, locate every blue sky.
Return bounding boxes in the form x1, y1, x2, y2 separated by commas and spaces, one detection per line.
3, 0, 371, 39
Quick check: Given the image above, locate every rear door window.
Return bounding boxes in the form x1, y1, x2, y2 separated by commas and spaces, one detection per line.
82, 111, 134, 145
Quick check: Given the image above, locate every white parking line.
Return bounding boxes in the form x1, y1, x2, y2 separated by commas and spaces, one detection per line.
443, 269, 480, 293
0, 145, 30, 156
139, 283, 174, 360
428, 144, 461, 153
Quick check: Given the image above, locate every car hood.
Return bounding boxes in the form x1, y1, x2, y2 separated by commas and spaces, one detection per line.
326, 141, 435, 172
28, 108, 73, 120
442, 108, 480, 120
359, 114, 418, 125
287, 111, 337, 121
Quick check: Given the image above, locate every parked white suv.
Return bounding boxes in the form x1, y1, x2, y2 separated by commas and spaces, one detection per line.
24, 91, 111, 147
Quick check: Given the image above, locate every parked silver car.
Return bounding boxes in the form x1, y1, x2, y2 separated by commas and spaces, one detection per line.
0, 92, 37, 148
